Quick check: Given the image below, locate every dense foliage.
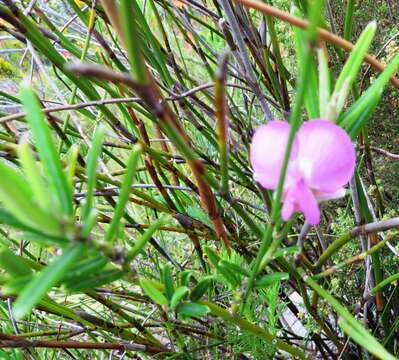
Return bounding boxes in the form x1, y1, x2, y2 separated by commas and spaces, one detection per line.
0, 0, 398, 358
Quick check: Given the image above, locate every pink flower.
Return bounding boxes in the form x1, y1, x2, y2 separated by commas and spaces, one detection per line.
250, 119, 356, 225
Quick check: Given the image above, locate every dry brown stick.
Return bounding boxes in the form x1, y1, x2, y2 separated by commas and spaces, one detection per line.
0, 83, 250, 124
367, 145, 399, 160
236, 0, 399, 89
0, 333, 166, 353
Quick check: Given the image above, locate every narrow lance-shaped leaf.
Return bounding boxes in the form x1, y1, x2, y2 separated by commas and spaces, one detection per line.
118, 0, 148, 83
67, 144, 79, 194
105, 145, 143, 243
343, 0, 355, 41
170, 286, 189, 309
334, 21, 376, 93
19, 87, 73, 215
0, 161, 60, 235
139, 278, 168, 305
177, 302, 210, 318
340, 53, 399, 133
62, 255, 108, 281
0, 247, 33, 277
64, 269, 124, 292
291, 5, 319, 118
125, 217, 166, 262
190, 277, 213, 302
162, 263, 174, 301
13, 244, 86, 319
82, 126, 104, 222
326, 22, 376, 119
254, 272, 289, 288
17, 136, 51, 211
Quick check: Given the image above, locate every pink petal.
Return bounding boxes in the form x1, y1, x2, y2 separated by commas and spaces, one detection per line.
314, 188, 347, 202
250, 121, 299, 189
297, 119, 355, 193
282, 180, 320, 224
296, 180, 320, 225
281, 188, 296, 221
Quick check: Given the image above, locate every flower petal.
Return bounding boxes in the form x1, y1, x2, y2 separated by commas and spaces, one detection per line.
297, 119, 355, 193
314, 187, 347, 202
281, 188, 297, 221
281, 180, 320, 224
250, 121, 298, 189
296, 180, 320, 225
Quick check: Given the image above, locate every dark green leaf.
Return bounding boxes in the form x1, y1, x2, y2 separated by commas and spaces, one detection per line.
190, 277, 213, 302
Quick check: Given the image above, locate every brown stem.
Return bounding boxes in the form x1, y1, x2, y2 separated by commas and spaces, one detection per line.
0, 332, 166, 353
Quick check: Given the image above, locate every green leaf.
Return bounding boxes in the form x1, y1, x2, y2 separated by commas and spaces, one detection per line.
219, 260, 250, 277
105, 145, 142, 242
340, 53, 399, 134
203, 246, 221, 268
82, 126, 104, 222
254, 273, 289, 288
204, 247, 240, 286
0, 160, 60, 235
118, 0, 147, 83
64, 269, 123, 291
190, 277, 213, 301
177, 302, 210, 318
339, 319, 395, 360
179, 271, 193, 287
170, 286, 189, 309
62, 255, 108, 281
335, 21, 376, 92
17, 136, 51, 211
19, 87, 73, 215
187, 205, 213, 228
327, 22, 376, 119
139, 278, 168, 305
13, 244, 85, 319
291, 6, 319, 118
0, 247, 33, 277
125, 216, 166, 262
162, 264, 174, 301
347, 98, 380, 139
343, 0, 355, 41
67, 144, 79, 193
371, 272, 399, 295
21, 232, 69, 247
